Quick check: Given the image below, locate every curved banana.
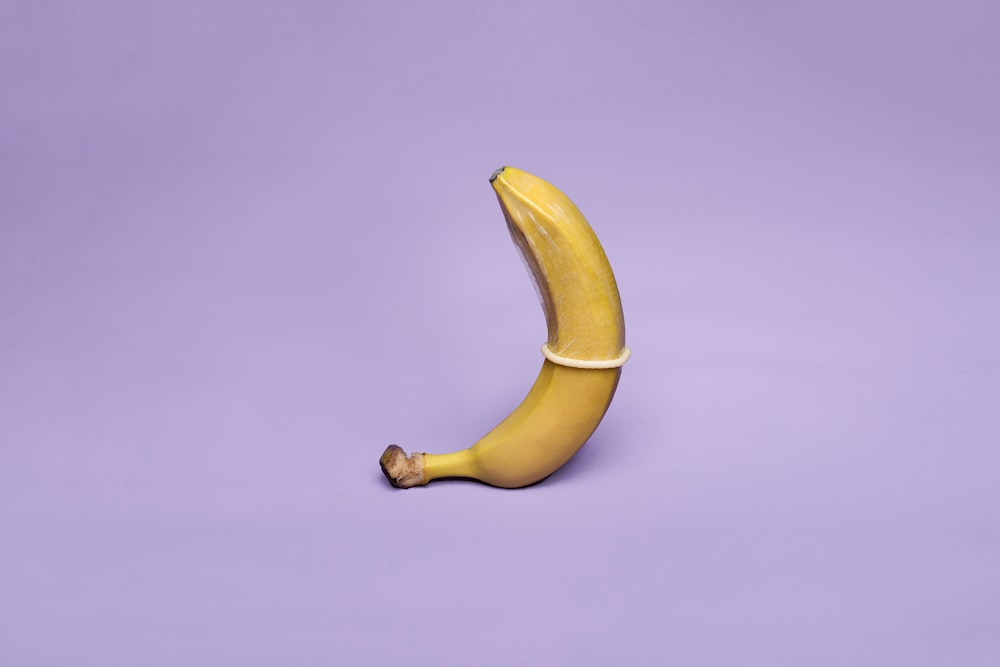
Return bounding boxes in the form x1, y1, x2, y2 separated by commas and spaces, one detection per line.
379, 166, 629, 489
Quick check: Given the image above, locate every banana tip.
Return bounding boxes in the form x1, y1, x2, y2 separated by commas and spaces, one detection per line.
489, 166, 506, 183
379, 445, 425, 489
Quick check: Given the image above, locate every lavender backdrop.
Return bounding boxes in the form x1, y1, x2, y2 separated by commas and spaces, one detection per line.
2, 1, 998, 665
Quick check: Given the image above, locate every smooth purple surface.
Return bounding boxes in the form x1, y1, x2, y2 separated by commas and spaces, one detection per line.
2, 1, 998, 664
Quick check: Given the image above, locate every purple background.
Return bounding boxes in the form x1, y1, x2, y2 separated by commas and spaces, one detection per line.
2, 1, 998, 664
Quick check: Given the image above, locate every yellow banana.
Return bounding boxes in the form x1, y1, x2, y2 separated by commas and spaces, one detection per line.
379, 166, 630, 489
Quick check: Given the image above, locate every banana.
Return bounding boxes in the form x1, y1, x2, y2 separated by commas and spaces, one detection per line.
379, 166, 630, 489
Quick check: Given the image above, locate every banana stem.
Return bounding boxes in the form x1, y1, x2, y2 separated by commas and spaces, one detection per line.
379, 445, 479, 488
422, 449, 478, 483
